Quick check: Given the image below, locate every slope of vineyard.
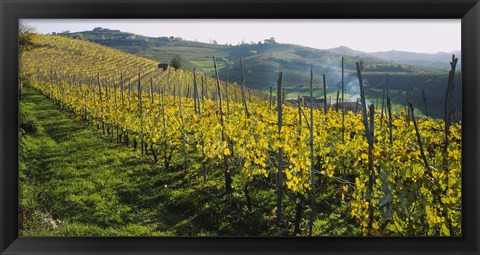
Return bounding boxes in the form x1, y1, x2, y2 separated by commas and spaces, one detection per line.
20, 35, 266, 107
19, 34, 461, 236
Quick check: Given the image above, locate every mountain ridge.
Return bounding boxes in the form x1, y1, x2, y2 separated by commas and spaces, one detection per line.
328, 46, 461, 70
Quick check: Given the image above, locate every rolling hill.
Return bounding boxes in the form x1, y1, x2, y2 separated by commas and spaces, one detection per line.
328, 46, 461, 71
57, 28, 462, 120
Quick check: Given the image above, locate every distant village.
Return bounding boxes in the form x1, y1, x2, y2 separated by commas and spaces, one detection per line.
284, 95, 362, 113
53, 27, 184, 42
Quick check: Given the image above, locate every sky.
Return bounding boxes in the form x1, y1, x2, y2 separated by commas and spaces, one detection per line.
22, 19, 461, 54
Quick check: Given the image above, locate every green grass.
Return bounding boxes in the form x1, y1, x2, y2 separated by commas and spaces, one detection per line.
18, 88, 288, 236
19, 89, 166, 236
189, 59, 228, 76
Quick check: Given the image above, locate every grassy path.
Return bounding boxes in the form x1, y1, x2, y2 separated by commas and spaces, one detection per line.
19, 88, 232, 236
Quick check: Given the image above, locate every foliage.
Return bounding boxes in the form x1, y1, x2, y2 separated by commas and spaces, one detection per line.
19, 34, 462, 236
19, 23, 36, 53
19, 116, 37, 134
170, 54, 183, 70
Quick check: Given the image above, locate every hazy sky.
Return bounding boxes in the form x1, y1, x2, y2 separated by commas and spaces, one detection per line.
22, 19, 461, 53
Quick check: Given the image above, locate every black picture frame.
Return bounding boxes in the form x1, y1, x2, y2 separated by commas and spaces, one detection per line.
1, 0, 479, 254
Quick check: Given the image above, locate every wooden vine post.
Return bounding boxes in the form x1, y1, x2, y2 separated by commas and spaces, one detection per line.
440, 55, 458, 234
308, 66, 315, 236
422, 89, 428, 117
150, 77, 154, 103
270, 86, 273, 108
298, 96, 302, 132
335, 90, 340, 111
442, 55, 458, 171
120, 73, 124, 106
193, 69, 206, 183
367, 104, 375, 235
97, 73, 105, 134
409, 103, 430, 171
276, 72, 283, 225
293, 95, 309, 236
406, 92, 411, 125
240, 58, 250, 117
193, 68, 198, 114
200, 75, 205, 110
214, 56, 232, 194
381, 86, 385, 121
178, 92, 187, 172
386, 74, 393, 146
113, 78, 118, 140
323, 74, 327, 111
137, 71, 143, 153
129, 80, 132, 105
105, 78, 110, 136
342, 57, 345, 143
225, 67, 230, 114
356, 62, 375, 235
160, 87, 169, 170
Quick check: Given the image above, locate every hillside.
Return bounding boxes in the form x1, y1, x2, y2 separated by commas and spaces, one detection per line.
58, 28, 461, 120
328, 46, 461, 71
60, 28, 449, 86
21, 34, 265, 107
19, 31, 462, 237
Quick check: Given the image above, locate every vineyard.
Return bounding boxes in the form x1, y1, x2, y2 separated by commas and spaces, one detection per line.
19, 34, 461, 236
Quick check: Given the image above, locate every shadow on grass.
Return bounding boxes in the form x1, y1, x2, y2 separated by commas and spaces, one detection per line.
20, 88, 278, 237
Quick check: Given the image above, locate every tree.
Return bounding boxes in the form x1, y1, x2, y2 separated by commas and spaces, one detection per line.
170, 55, 182, 70
19, 23, 37, 99
72, 33, 85, 40
19, 23, 36, 53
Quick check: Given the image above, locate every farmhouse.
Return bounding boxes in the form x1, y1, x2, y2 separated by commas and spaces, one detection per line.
284, 97, 298, 105
301, 95, 326, 108
333, 101, 362, 114
158, 63, 168, 71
